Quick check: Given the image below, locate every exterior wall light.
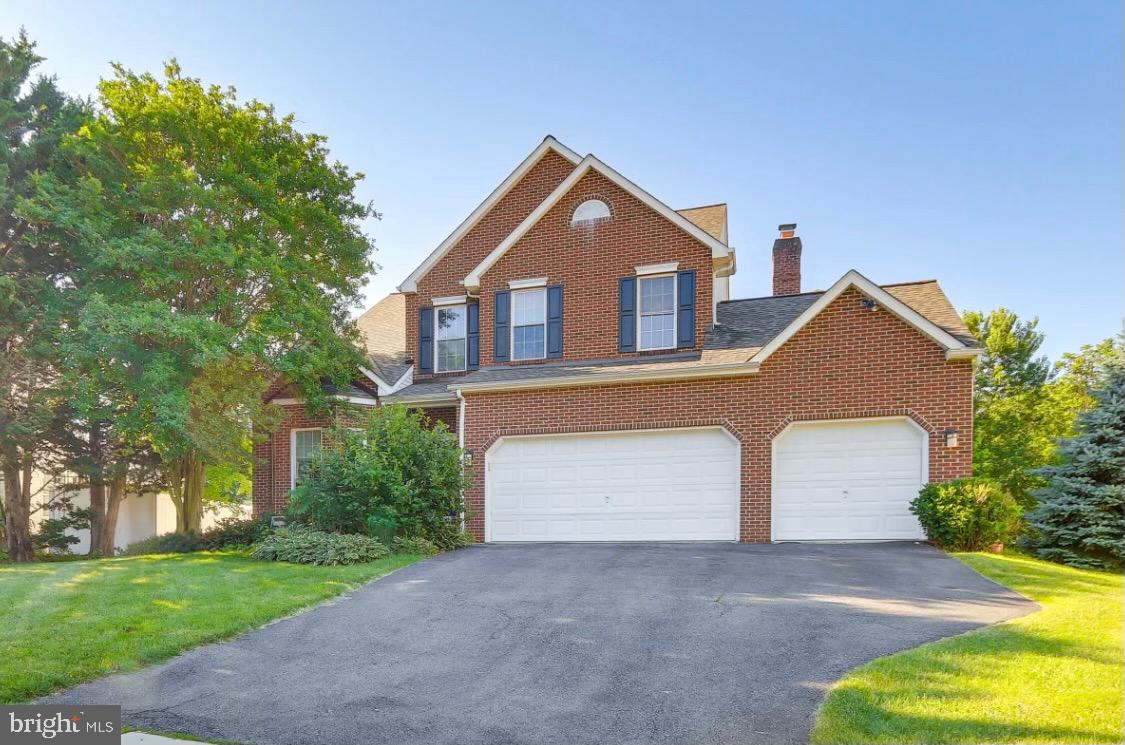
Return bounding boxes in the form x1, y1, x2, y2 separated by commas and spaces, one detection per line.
944, 428, 959, 447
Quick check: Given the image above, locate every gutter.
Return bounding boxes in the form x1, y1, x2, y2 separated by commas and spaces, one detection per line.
945, 348, 984, 361
448, 360, 761, 394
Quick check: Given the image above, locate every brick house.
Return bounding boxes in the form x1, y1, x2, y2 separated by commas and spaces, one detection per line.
252, 136, 981, 543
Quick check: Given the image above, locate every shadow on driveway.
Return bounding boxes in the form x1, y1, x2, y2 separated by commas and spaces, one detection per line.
45, 542, 1036, 745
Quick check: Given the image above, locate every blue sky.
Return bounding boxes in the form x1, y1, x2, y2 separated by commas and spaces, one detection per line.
4, 1, 1120, 361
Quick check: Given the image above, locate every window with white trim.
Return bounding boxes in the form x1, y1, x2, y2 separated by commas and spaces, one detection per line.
638, 275, 676, 351
571, 199, 611, 225
511, 288, 546, 360
292, 429, 323, 486
435, 305, 467, 372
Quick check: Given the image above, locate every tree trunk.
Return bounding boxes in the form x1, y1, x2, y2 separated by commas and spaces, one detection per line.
168, 453, 206, 533
87, 422, 107, 556
3, 463, 34, 562
94, 475, 126, 557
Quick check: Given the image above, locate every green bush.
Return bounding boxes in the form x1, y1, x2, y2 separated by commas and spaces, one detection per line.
910, 478, 1024, 551
120, 531, 206, 556
250, 528, 388, 566
201, 515, 270, 550
287, 405, 468, 541
33, 501, 95, 553
392, 535, 441, 556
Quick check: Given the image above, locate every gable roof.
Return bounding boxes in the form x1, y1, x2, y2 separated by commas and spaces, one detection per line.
463, 154, 734, 292
744, 271, 979, 364
355, 293, 411, 385
397, 136, 581, 293
677, 203, 728, 243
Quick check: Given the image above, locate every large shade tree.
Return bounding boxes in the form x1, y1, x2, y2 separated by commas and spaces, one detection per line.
0, 31, 84, 561
21, 60, 374, 535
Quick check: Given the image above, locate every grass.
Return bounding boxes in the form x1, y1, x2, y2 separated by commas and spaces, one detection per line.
0, 551, 422, 703
812, 551, 1124, 744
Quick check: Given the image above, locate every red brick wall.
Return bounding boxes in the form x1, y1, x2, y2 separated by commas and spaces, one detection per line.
406, 150, 575, 375
420, 406, 459, 435
460, 288, 973, 542
477, 169, 713, 365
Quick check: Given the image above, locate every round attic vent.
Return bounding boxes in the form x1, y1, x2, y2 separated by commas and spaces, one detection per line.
570, 199, 611, 225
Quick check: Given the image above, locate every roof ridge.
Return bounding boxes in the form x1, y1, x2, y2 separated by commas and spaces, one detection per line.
677, 202, 728, 211
720, 290, 825, 303
881, 279, 939, 287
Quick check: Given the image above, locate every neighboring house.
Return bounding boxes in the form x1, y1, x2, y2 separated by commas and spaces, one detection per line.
252, 136, 981, 543
7, 471, 249, 554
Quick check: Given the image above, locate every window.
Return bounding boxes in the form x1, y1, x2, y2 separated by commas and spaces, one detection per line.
571, 199, 611, 225
511, 288, 546, 360
292, 429, 323, 487
435, 305, 467, 372
638, 275, 675, 350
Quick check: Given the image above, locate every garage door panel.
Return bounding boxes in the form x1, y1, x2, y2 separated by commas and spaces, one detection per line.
773, 419, 926, 541
487, 428, 739, 542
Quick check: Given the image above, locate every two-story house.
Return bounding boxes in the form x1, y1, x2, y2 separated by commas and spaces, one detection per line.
252, 136, 980, 543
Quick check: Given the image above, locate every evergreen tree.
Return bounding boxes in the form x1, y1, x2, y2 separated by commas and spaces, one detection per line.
1025, 349, 1125, 569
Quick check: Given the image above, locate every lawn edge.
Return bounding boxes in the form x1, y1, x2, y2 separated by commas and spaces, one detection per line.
28, 554, 427, 704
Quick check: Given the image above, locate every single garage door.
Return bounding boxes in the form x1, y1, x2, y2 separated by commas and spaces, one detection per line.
772, 418, 928, 541
486, 428, 740, 542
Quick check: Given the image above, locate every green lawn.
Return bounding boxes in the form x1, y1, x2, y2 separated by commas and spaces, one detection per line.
0, 551, 421, 703
812, 551, 1124, 744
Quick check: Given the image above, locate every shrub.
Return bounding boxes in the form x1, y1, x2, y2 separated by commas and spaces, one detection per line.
910, 478, 1024, 551
392, 536, 440, 556
33, 502, 95, 553
250, 528, 388, 566
120, 531, 206, 556
287, 405, 468, 541
201, 516, 270, 550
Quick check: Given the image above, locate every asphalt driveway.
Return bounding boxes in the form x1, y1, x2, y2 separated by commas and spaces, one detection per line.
46, 543, 1035, 744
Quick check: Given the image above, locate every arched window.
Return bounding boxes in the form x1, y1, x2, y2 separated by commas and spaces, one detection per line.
570, 199, 611, 225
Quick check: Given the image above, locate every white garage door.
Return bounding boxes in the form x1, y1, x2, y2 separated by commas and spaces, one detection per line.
486, 428, 739, 542
772, 418, 928, 541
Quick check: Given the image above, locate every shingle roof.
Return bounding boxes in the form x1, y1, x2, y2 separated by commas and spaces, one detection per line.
381, 278, 976, 398
677, 204, 728, 243
356, 293, 411, 385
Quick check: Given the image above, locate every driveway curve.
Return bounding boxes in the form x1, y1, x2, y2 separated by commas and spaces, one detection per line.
45, 542, 1035, 744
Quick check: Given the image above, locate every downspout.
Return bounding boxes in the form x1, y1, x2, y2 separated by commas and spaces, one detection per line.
456, 388, 467, 534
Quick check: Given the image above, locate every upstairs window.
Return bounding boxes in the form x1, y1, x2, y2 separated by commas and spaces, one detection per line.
638, 275, 675, 351
512, 288, 546, 360
436, 305, 467, 372
292, 428, 323, 487
570, 199, 611, 225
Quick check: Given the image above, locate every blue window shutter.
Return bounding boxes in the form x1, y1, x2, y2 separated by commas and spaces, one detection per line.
619, 277, 636, 352
547, 285, 564, 358
418, 306, 433, 374
467, 302, 480, 370
494, 290, 510, 362
677, 270, 696, 349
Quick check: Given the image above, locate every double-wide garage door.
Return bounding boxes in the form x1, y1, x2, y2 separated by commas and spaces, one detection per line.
484, 418, 928, 543
486, 428, 740, 542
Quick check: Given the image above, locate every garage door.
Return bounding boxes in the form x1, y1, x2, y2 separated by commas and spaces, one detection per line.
486, 428, 740, 542
772, 418, 927, 541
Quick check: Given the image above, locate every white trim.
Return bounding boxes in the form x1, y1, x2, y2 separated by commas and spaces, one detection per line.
290, 427, 324, 489
434, 304, 469, 374
451, 360, 760, 394
635, 261, 679, 276
769, 416, 929, 542
398, 137, 581, 293
508, 277, 548, 289
637, 273, 677, 352
463, 154, 732, 291
359, 365, 413, 397
749, 270, 968, 365
431, 295, 468, 307
510, 286, 548, 361
483, 425, 740, 543
270, 395, 379, 406
946, 347, 984, 360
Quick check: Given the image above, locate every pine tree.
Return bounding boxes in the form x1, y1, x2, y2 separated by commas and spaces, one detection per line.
1024, 351, 1125, 569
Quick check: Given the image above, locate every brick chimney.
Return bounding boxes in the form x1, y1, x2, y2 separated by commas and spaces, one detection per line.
772, 223, 802, 295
